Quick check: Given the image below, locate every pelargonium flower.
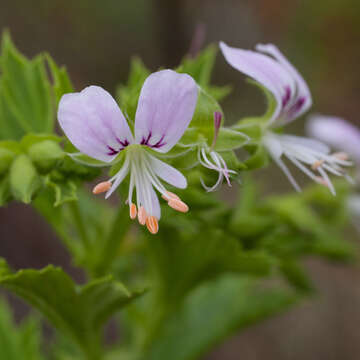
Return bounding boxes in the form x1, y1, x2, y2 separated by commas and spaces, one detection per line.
220, 42, 351, 194
307, 115, 360, 164
58, 70, 198, 234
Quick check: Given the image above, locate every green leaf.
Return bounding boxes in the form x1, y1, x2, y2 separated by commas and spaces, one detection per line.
141, 275, 298, 360
0, 176, 11, 206
0, 297, 44, 360
46, 54, 74, 105
178, 45, 217, 87
9, 154, 40, 203
0, 264, 143, 359
0, 32, 54, 139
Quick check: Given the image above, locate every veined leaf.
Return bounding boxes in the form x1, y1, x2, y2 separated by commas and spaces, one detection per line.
0, 264, 144, 359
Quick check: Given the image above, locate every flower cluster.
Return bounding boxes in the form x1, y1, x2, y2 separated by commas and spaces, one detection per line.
58, 42, 354, 234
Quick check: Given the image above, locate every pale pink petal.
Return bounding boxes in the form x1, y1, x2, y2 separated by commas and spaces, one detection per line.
134, 70, 198, 153
220, 41, 295, 124
307, 115, 360, 162
257, 44, 312, 123
279, 134, 330, 154
149, 186, 161, 220
149, 155, 187, 189
58, 86, 133, 162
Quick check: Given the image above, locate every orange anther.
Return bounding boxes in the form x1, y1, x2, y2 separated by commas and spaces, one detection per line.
168, 199, 189, 213
161, 191, 180, 201
130, 203, 137, 220
333, 152, 349, 161
138, 206, 147, 225
146, 216, 159, 234
92, 181, 112, 194
311, 159, 325, 170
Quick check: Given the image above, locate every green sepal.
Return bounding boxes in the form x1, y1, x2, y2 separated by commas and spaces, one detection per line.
220, 150, 247, 172
243, 144, 269, 170
190, 87, 222, 130
247, 79, 277, 122
44, 175, 78, 206
233, 117, 264, 142
213, 128, 249, 152
67, 152, 108, 167
9, 154, 40, 203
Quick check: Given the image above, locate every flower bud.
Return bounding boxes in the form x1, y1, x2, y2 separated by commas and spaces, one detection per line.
28, 140, 64, 173
10, 155, 40, 203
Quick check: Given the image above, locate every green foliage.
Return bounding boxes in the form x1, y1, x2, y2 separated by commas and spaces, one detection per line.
0, 32, 53, 139
177, 45, 231, 101
46, 54, 74, 105
0, 147, 15, 175
0, 261, 143, 359
0, 297, 44, 360
140, 275, 297, 360
116, 57, 150, 122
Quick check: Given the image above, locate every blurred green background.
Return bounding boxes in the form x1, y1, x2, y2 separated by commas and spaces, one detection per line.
0, 0, 360, 359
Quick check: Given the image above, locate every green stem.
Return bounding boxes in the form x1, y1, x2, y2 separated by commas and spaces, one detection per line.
94, 204, 131, 276
69, 201, 91, 252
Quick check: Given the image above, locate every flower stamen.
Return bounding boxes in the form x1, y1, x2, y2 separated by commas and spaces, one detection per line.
315, 176, 329, 187
311, 159, 325, 170
146, 216, 159, 234
92, 181, 112, 194
138, 206, 147, 225
168, 198, 189, 213
333, 152, 349, 161
130, 203, 137, 220
161, 191, 180, 201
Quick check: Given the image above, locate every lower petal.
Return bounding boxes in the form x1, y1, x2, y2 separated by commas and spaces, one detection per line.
149, 155, 187, 189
